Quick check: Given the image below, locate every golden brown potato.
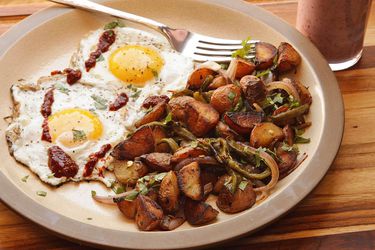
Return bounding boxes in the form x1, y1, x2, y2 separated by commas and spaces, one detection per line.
177, 162, 203, 200
208, 75, 230, 90
135, 102, 167, 128
235, 59, 256, 79
171, 146, 208, 164
140, 152, 173, 172
250, 122, 284, 148
117, 199, 137, 219
213, 175, 230, 194
184, 199, 219, 225
169, 96, 219, 137
158, 171, 180, 213
223, 111, 264, 135
215, 121, 244, 141
240, 75, 267, 104
216, 182, 256, 213
255, 42, 277, 70
113, 159, 148, 186
135, 195, 164, 231
277, 42, 301, 73
187, 68, 216, 90
210, 84, 242, 114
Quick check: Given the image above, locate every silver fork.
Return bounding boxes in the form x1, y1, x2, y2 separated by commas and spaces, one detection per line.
50, 0, 257, 62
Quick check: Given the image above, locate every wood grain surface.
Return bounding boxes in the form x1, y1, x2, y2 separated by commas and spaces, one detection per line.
1, 0, 375, 249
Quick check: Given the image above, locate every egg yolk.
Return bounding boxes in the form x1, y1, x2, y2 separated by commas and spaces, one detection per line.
109, 45, 163, 86
48, 108, 103, 148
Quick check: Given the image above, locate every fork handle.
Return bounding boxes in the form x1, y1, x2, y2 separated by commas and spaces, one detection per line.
50, 0, 167, 32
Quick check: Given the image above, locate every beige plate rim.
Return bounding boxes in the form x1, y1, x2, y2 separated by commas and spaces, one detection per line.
0, 0, 344, 249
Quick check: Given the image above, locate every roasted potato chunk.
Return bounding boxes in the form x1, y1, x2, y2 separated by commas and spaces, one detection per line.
160, 214, 186, 231
210, 84, 242, 114
171, 146, 208, 164
135, 195, 163, 231
184, 199, 219, 225
187, 68, 216, 90
216, 182, 256, 213
277, 42, 301, 73
113, 159, 148, 185
142, 95, 169, 109
177, 162, 203, 200
135, 102, 167, 128
235, 59, 256, 79
224, 111, 264, 135
158, 171, 180, 213
276, 143, 297, 175
213, 175, 230, 194
208, 75, 230, 90
255, 42, 277, 70
169, 96, 219, 137
240, 75, 267, 104
140, 152, 173, 172
117, 199, 137, 219
250, 122, 284, 148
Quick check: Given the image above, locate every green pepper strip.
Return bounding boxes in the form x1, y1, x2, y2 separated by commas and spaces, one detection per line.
158, 138, 179, 153
172, 123, 196, 141
271, 104, 309, 123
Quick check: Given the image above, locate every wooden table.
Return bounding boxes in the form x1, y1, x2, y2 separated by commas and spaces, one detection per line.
1, 1, 375, 249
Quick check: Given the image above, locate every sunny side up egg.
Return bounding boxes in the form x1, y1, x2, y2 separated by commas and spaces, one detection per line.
70, 27, 194, 129
6, 75, 126, 186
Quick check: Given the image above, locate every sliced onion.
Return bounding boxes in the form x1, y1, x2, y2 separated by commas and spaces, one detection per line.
266, 80, 300, 102
174, 156, 220, 171
226, 58, 239, 82
196, 61, 222, 71
92, 190, 135, 205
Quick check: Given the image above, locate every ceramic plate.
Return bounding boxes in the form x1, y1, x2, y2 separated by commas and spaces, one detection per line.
0, 0, 343, 249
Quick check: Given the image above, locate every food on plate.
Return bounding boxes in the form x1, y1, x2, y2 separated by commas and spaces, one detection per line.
5, 20, 311, 231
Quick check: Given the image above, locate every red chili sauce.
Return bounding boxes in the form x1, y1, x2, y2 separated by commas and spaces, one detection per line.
50, 68, 82, 85
85, 30, 116, 72
40, 88, 54, 142
48, 146, 79, 178
83, 144, 112, 177
109, 93, 129, 111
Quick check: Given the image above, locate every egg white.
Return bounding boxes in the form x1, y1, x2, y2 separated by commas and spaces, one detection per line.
6, 75, 126, 186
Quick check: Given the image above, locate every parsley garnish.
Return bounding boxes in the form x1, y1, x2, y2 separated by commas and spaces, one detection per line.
163, 112, 173, 124
91, 190, 97, 197
21, 175, 29, 182
272, 93, 284, 104
228, 91, 236, 102
96, 54, 105, 62
295, 136, 311, 144
72, 129, 87, 142
131, 90, 141, 99
104, 20, 125, 30
256, 69, 271, 78
91, 95, 108, 110
112, 184, 125, 194
151, 69, 159, 78
36, 191, 47, 197
55, 84, 70, 95
238, 181, 248, 191
288, 95, 300, 108
232, 37, 253, 58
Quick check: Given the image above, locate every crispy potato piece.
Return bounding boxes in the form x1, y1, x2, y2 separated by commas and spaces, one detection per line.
113, 159, 148, 186
187, 68, 216, 90
215, 121, 244, 141
208, 75, 230, 90
276, 143, 297, 175
140, 153, 173, 172
158, 171, 180, 213
117, 199, 137, 219
135, 195, 164, 231
224, 111, 264, 135
250, 122, 284, 148
210, 84, 242, 114
240, 75, 267, 104
213, 175, 230, 194
142, 95, 169, 109
255, 42, 277, 70
235, 59, 256, 79
169, 96, 219, 137
184, 199, 219, 225
171, 146, 208, 164
177, 162, 203, 200
135, 102, 167, 128
277, 42, 301, 73
216, 182, 256, 213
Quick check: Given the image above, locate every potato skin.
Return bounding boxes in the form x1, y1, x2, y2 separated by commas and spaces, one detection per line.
240, 75, 267, 104
210, 84, 242, 114
277, 42, 301, 73
169, 96, 219, 137
113, 159, 148, 186
135, 195, 164, 231
235, 59, 256, 79
208, 75, 230, 90
117, 199, 137, 219
140, 152, 173, 172
177, 162, 203, 201
135, 102, 166, 128
216, 182, 256, 213
223, 111, 264, 135
158, 171, 180, 213
255, 42, 277, 70
250, 122, 284, 148
187, 68, 215, 90
184, 199, 219, 225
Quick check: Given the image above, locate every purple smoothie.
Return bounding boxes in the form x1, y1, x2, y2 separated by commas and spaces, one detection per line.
297, 0, 372, 64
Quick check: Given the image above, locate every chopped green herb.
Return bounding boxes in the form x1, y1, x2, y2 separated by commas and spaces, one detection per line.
232, 37, 253, 58
36, 191, 47, 197
91, 95, 108, 110
190, 140, 199, 148
47, 173, 55, 179
91, 190, 97, 197
96, 54, 105, 62
220, 63, 229, 70
228, 91, 236, 102
288, 95, 300, 108
238, 180, 248, 191
104, 20, 125, 30
154, 172, 167, 182
124, 190, 138, 201
21, 175, 29, 182
131, 90, 141, 99
295, 136, 311, 144
55, 84, 70, 95
272, 93, 284, 104
72, 129, 87, 142
163, 112, 173, 124
256, 69, 271, 78
112, 185, 125, 194
151, 69, 159, 78
233, 96, 243, 112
